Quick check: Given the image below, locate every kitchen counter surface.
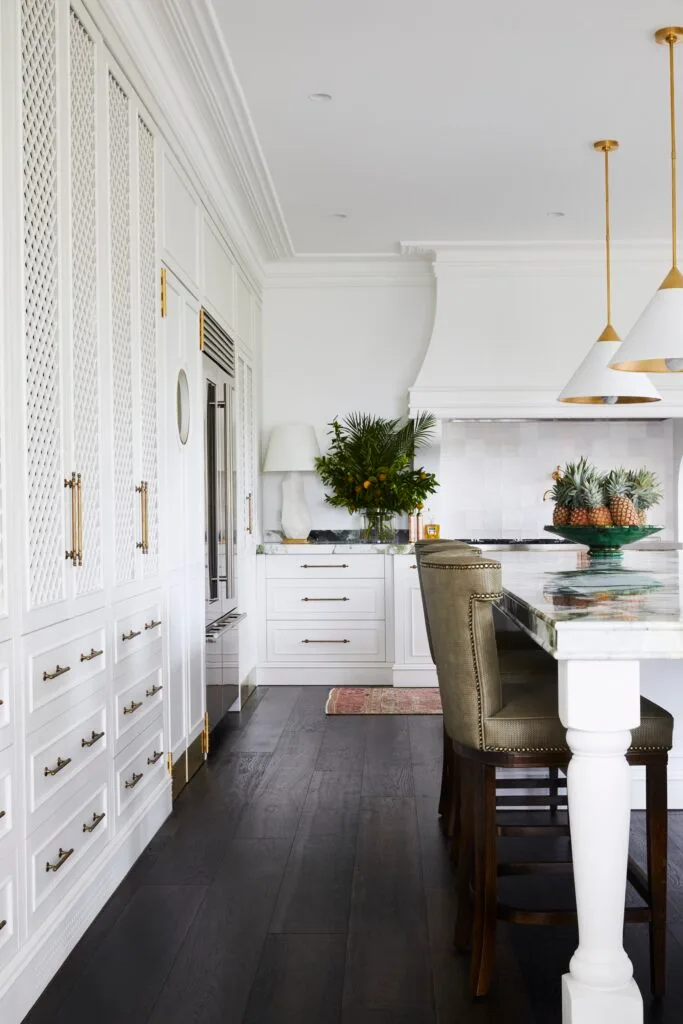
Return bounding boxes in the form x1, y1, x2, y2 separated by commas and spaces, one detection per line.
257, 541, 677, 555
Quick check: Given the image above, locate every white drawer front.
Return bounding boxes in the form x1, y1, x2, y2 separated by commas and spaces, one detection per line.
28, 779, 109, 929
0, 747, 14, 851
114, 668, 164, 752
0, 641, 10, 751
114, 598, 163, 667
267, 621, 386, 662
0, 848, 19, 973
265, 554, 385, 580
267, 578, 385, 620
28, 699, 107, 819
26, 614, 107, 733
115, 719, 166, 827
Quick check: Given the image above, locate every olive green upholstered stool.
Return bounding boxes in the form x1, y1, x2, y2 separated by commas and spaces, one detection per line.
420, 550, 673, 1000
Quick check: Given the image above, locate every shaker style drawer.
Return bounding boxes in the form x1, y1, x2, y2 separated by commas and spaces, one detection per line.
113, 595, 162, 668
0, 641, 10, 752
24, 612, 107, 734
265, 554, 385, 580
114, 668, 164, 752
28, 780, 109, 930
266, 621, 386, 662
114, 720, 166, 829
27, 697, 107, 821
267, 578, 385, 620
0, 747, 14, 852
0, 848, 19, 974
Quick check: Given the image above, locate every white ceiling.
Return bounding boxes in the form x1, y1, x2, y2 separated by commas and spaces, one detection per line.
211, 0, 683, 255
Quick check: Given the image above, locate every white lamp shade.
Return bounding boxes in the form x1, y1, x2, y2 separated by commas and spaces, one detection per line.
610, 276, 683, 373
558, 339, 661, 404
263, 423, 320, 472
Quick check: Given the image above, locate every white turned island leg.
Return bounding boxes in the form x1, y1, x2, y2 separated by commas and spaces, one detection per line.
558, 660, 643, 1024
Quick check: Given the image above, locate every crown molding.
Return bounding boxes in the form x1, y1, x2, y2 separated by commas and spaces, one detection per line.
265, 256, 434, 289
400, 239, 672, 267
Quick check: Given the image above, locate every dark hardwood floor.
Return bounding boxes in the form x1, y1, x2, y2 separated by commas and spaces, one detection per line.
24, 686, 683, 1024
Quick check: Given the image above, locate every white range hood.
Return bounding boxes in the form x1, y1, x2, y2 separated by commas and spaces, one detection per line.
405, 243, 683, 420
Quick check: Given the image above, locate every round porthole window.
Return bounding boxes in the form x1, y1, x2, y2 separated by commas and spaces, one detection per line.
176, 368, 190, 445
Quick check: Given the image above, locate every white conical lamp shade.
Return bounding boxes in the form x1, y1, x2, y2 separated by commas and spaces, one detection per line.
559, 331, 661, 403
609, 269, 683, 372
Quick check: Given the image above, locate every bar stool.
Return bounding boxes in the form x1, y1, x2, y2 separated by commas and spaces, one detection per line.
420, 550, 672, 999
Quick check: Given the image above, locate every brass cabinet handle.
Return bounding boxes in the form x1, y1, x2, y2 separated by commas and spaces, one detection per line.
300, 563, 349, 569
123, 700, 142, 716
81, 729, 105, 748
80, 648, 103, 663
247, 492, 254, 534
0, 810, 6, 820
44, 756, 72, 777
64, 473, 78, 566
135, 481, 149, 554
82, 811, 105, 833
125, 771, 143, 790
43, 664, 71, 682
301, 638, 350, 644
145, 684, 162, 698
0, 920, 5, 931
76, 473, 83, 565
46, 847, 74, 872
301, 596, 350, 602
147, 750, 163, 765
121, 629, 141, 642
144, 619, 162, 631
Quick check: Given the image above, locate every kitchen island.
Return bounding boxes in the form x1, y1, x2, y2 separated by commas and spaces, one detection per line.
495, 548, 683, 1024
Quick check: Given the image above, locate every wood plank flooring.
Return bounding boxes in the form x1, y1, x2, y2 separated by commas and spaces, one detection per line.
23, 686, 683, 1024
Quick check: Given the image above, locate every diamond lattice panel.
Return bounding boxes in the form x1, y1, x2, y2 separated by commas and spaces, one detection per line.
22, 0, 65, 609
71, 11, 102, 596
109, 73, 135, 585
138, 117, 158, 579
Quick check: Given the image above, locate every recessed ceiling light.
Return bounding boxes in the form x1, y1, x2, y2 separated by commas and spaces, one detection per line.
547, 211, 566, 218
330, 212, 348, 219
308, 92, 332, 102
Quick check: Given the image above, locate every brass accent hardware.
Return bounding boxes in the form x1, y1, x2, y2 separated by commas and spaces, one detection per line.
136, 482, 149, 554
160, 267, 167, 318
147, 750, 163, 765
46, 847, 74, 872
301, 596, 350, 602
80, 648, 103, 663
247, 492, 254, 534
543, 466, 563, 501
145, 684, 162, 698
302, 638, 350, 644
199, 308, 205, 351
300, 563, 349, 569
121, 629, 141, 642
81, 730, 104, 748
201, 711, 209, 756
125, 771, 143, 789
656, 28, 683, 270
123, 700, 142, 715
0, 810, 6, 819
44, 756, 71, 777
65, 474, 77, 565
0, 920, 5, 931
144, 619, 162, 630
167, 752, 173, 775
82, 811, 105, 833
76, 473, 83, 565
43, 664, 71, 682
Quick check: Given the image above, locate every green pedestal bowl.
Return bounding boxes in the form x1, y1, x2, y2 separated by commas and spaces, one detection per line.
544, 524, 663, 555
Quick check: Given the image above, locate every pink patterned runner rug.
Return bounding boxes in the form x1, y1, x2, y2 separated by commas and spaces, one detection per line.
325, 687, 442, 715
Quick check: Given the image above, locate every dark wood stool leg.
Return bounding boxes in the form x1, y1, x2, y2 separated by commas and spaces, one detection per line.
454, 758, 475, 951
438, 725, 454, 833
548, 766, 560, 817
447, 750, 462, 852
646, 760, 668, 998
470, 763, 498, 998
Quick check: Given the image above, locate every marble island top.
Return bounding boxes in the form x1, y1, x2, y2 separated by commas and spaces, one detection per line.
497, 549, 683, 660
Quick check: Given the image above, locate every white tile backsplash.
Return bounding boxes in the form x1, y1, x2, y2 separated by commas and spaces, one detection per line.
437, 420, 674, 540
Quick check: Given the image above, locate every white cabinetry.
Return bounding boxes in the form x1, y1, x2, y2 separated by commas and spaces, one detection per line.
392, 555, 437, 686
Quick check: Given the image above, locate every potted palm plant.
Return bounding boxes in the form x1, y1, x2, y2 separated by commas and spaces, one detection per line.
315, 412, 438, 542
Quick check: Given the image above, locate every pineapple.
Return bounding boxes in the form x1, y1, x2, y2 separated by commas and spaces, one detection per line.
550, 472, 572, 525
602, 467, 640, 526
628, 468, 662, 525
562, 457, 597, 527
583, 476, 613, 527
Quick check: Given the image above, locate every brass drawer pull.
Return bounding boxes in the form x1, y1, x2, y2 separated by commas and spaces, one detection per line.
301, 597, 350, 602
80, 648, 103, 663
144, 619, 162, 631
125, 771, 143, 790
147, 750, 163, 765
44, 756, 71, 777
46, 847, 74, 872
123, 700, 142, 716
81, 729, 105, 748
43, 664, 71, 682
145, 684, 162, 698
82, 811, 105, 833
121, 629, 141, 642
300, 563, 349, 569
136, 481, 149, 554
302, 638, 350, 644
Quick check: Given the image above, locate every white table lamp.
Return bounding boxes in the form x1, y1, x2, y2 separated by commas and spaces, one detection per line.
263, 423, 320, 542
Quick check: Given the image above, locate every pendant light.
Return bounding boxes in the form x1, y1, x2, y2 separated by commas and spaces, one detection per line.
610, 27, 683, 372
558, 141, 661, 403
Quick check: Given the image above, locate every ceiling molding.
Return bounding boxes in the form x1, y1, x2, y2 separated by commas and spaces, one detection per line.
400, 240, 672, 266
265, 257, 434, 288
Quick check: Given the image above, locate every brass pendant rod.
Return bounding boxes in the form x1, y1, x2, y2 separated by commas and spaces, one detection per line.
603, 146, 612, 326
669, 35, 678, 268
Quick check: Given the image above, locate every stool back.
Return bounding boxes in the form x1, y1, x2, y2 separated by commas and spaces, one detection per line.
413, 541, 479, 663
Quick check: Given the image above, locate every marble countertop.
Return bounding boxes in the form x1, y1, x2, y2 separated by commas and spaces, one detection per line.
496, 549, 683, 659
257, 541, 675, 556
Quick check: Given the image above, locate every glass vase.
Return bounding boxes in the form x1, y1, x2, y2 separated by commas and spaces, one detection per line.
360, 510, 397, 544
